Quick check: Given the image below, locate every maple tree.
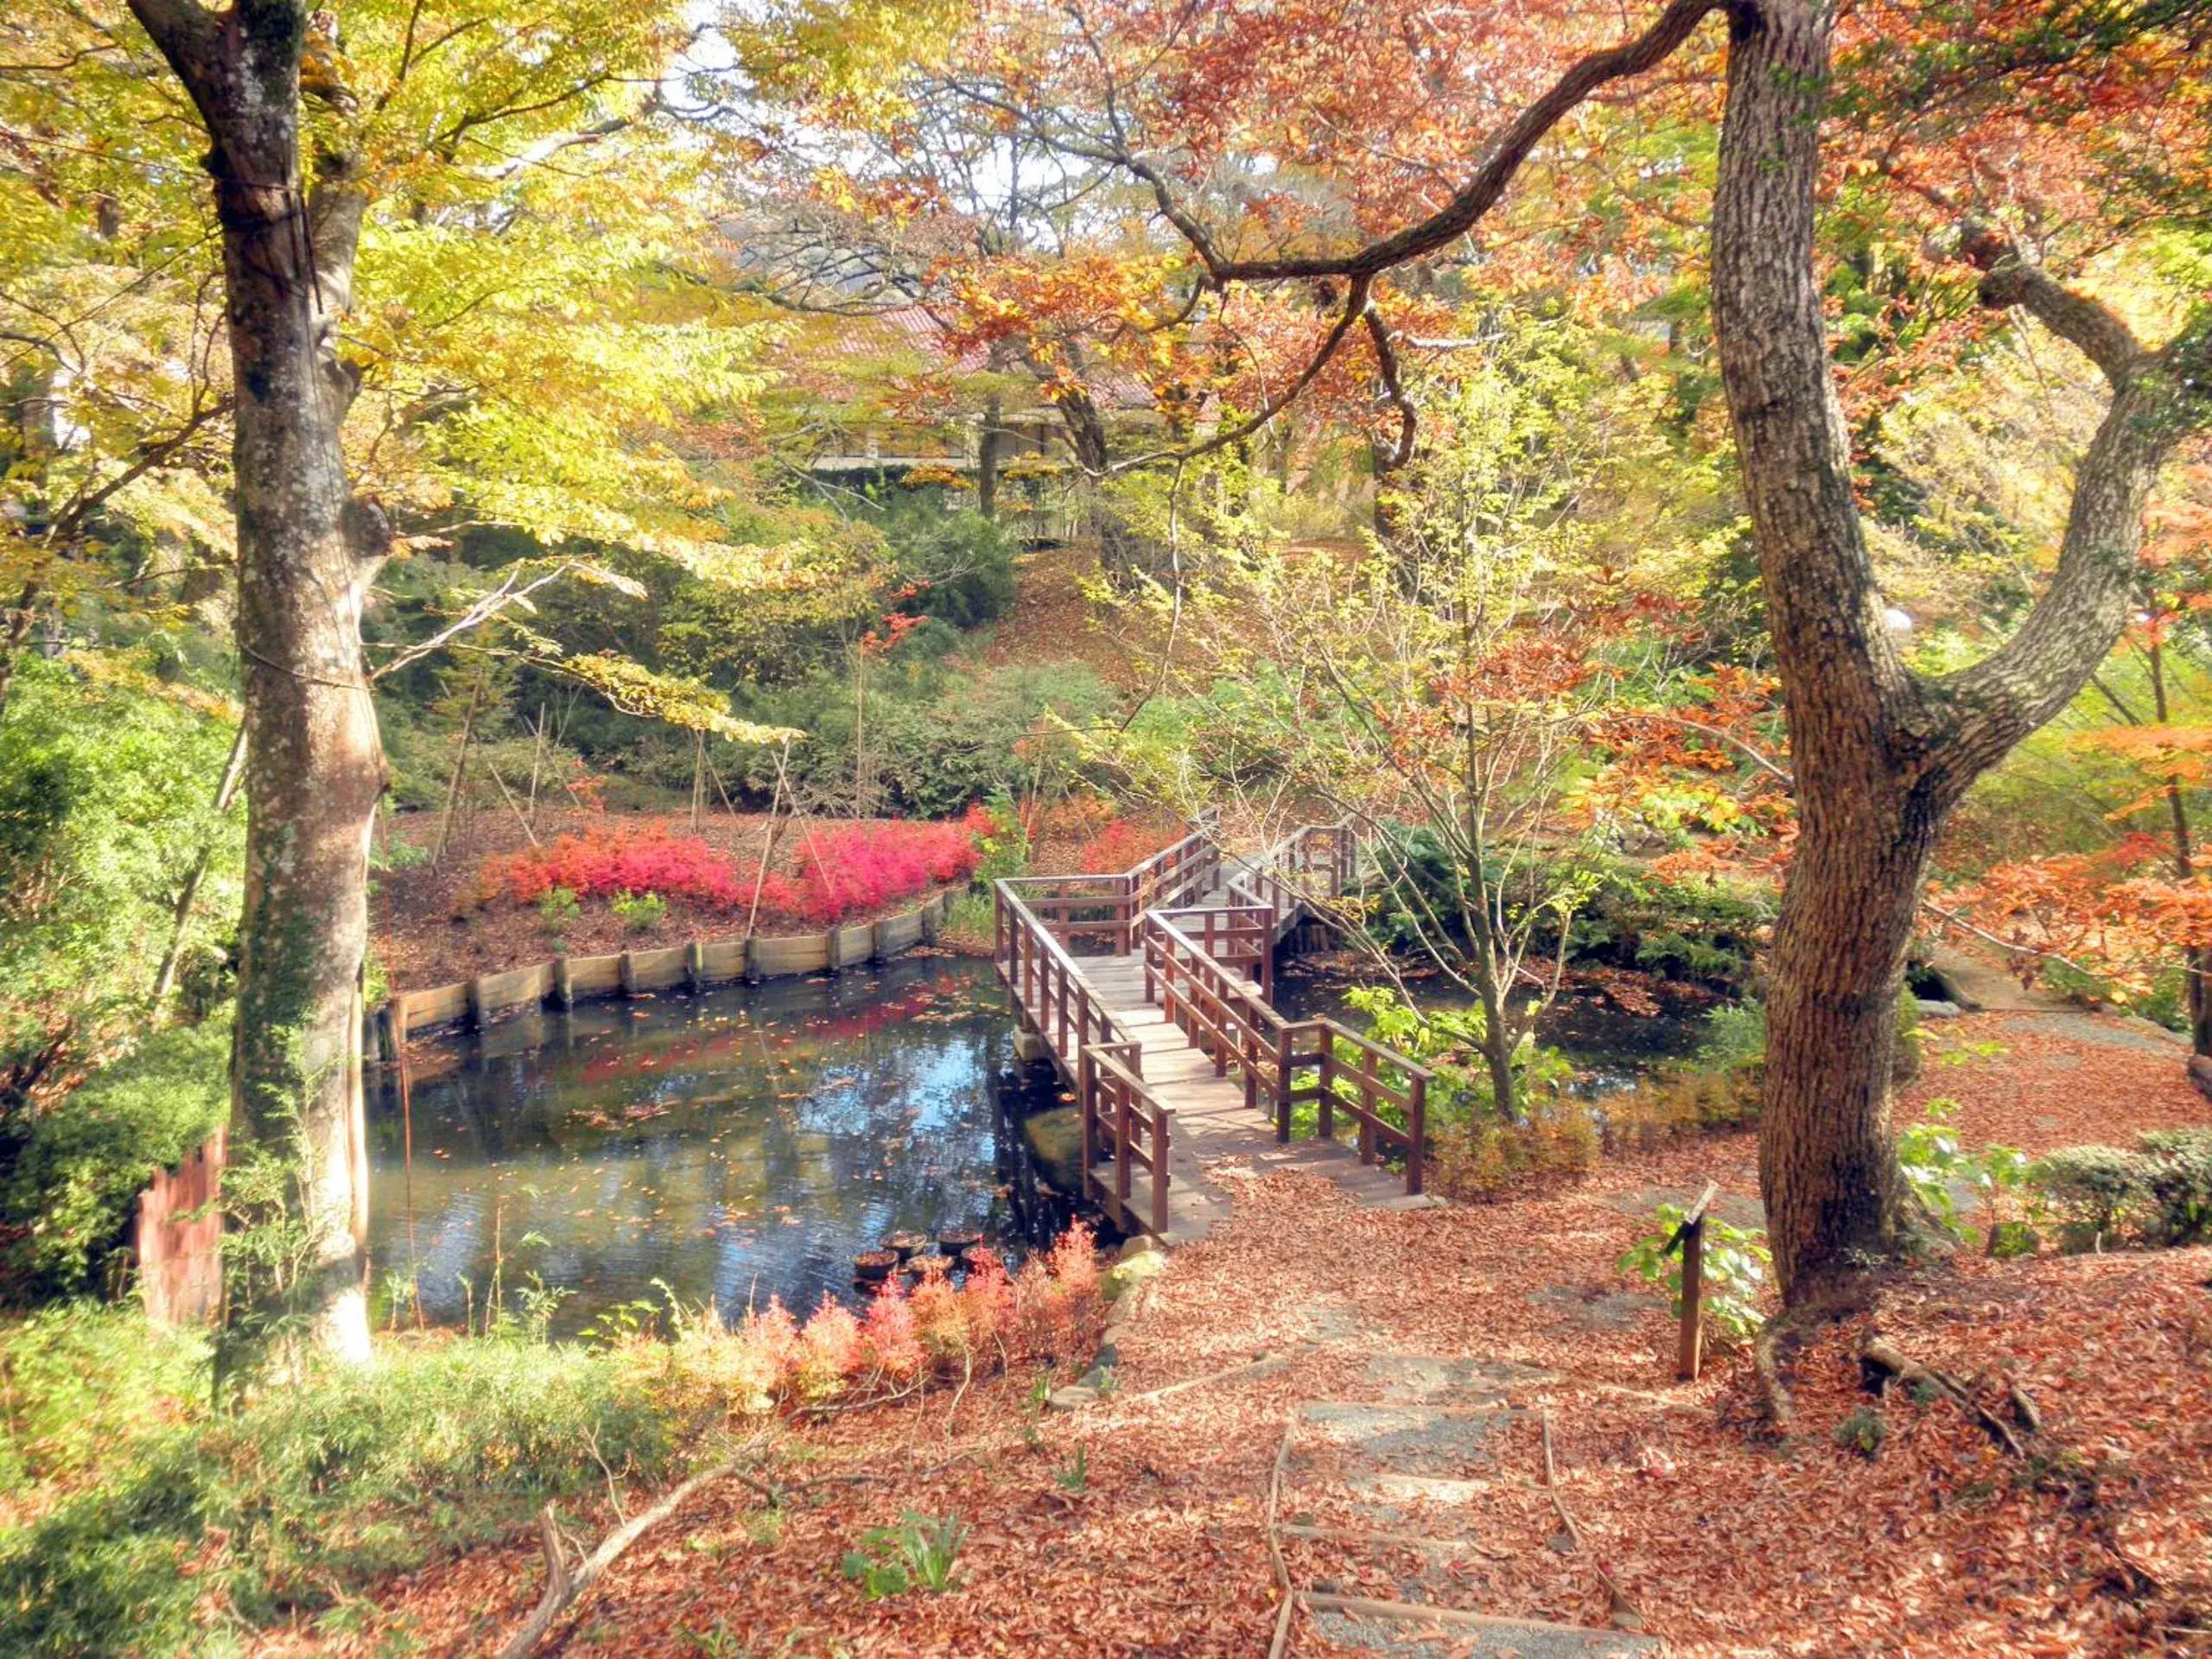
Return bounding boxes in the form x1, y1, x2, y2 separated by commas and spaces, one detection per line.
897, 0, 2212, 1303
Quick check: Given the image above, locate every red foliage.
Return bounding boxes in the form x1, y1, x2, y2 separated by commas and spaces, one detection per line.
476, 817, 985, 926
789, 820, 982, 924
480, 826, 748, 910
1073, 817, 1174, 875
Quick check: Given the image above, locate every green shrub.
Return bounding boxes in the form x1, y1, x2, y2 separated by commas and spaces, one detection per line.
885, 509, 1019, 629
0, 1331, 683, 1657
1833, 1405, 1885, 1459
2028, 1144, 2150, 1246
1897, 1099, 2028, 1242
0, 1020, 230, 1302
610, 888, 668, 934
536, 885, 582, 937
1695, 1000, 1766, 1073
0, 1304, 207, 1503
1618, 1204, 1771, 1346
2136, 1128, 2212, 1245
841, 1511, 966, 1599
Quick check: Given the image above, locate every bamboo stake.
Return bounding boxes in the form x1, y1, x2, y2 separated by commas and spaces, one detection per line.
433, 671, 487, 867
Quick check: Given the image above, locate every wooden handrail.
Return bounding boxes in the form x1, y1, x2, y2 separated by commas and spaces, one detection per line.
1140, 907, 1429, 1195
1078, 1041, 1173, 1239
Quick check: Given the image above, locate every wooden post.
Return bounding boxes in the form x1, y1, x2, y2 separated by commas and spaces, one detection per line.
742, 934, 761, 984
1406, 1073, 1427, 1197
1274, 1026, 1294, 1142
1669, 1181, 1719, 1382
1317, 1037, 1336, 1142
1149, 1102, 1170, 1237
685, 940, 705, 995
1678, 1219, 1706, 1382
466, 975, 488, 1031
1357, 1045, 1378, 1164
619, 951, 638, 997
552, 957, 575, 1010
1077, 1049, 1098, 1202
1116, 1083, 1134, 1218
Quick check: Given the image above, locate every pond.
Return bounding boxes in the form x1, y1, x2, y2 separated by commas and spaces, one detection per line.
366, 955, 1063, 1338
1274, 956, 1719, 1092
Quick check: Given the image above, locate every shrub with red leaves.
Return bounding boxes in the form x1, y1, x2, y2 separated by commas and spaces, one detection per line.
1074, 817, 1174, 875
478, 817, 987, 925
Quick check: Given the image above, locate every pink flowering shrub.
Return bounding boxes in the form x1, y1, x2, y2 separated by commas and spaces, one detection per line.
665, 1225, 1103, 1414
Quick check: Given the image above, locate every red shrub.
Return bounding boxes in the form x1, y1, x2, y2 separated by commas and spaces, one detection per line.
481, 826, 747, 909
861, 1279, 925, 1379
791, 820, 982, 924
478, 816, 988, 925
1074, 818, 1173, 875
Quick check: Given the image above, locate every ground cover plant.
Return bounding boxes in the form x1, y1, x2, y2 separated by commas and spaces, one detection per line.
0, 1231, 1105, 1657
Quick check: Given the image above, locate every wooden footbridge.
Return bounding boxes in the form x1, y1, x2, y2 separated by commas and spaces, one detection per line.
994, 821, 1435, 1244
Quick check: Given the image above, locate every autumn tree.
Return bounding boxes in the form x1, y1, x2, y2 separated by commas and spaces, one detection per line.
12, 0, 736, 1359
948, 0, 2212, 1302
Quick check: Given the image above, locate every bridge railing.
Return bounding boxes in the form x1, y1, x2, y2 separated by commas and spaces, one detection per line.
1146, 903, 1274, 1001
1077, 1040, 1171, 1238
996, 881, 1176, 1236
996, 881, 1135, 1056
997, 821, 1224, 956
1139, 907, 1428, 1194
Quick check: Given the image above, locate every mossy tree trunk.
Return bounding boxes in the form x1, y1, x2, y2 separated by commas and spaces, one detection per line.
127, 0, 385, 1361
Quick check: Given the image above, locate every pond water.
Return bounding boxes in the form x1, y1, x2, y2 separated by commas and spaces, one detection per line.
1274, 957, 1718, 1091
366, 956, 1061, 1338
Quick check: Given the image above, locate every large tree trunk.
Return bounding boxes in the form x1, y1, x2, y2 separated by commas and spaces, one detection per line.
1713, 0, 2210, 1302
130, 0, 383, 1362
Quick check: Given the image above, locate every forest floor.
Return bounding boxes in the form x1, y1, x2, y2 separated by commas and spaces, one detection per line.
342, 1017, 2212, 1659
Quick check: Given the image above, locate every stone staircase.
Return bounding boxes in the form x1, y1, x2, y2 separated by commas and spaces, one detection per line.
1272, 1352, 1656, 1656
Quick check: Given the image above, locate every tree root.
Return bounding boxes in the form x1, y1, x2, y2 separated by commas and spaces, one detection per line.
1752, 1313, 1797, 1438
1859, 1332, 2031, 1458
1752, 1280, 1885, 1440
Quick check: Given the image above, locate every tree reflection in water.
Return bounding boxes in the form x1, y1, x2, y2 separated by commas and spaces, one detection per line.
366, 957, 1065, 1336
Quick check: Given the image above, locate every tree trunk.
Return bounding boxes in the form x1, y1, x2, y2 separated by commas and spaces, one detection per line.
977, 394, 1002, 520
128, 0, 384, 1362
1713, 0, 2211, 1301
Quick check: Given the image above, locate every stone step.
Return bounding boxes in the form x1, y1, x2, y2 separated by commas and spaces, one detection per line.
1306, 1602, 1657, 1658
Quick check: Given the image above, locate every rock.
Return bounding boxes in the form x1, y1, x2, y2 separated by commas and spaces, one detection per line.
1077, 1364, 1115, 1392
1046, 1384, 1099, 1412
1021, 1107, 1087, 1192
1089, 1343, 1118, 1373
1914, 998, 1963, 1019
1117, 1235, 1163, 1263
1103, 1249, 1168, 1302
2190, 1054, 2212, 1105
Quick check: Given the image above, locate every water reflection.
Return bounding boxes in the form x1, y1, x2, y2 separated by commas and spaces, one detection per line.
367, 957, 1058, 1336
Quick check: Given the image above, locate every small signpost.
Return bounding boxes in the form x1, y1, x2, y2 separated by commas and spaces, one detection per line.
1666, 1180, 1720, 1382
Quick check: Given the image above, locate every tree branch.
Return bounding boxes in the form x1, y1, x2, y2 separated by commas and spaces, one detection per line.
1961, 220, 2145, 389
1122, 0, 1721, 285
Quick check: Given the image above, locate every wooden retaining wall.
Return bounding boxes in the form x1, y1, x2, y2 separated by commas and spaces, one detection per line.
372, 892, 951, 1052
